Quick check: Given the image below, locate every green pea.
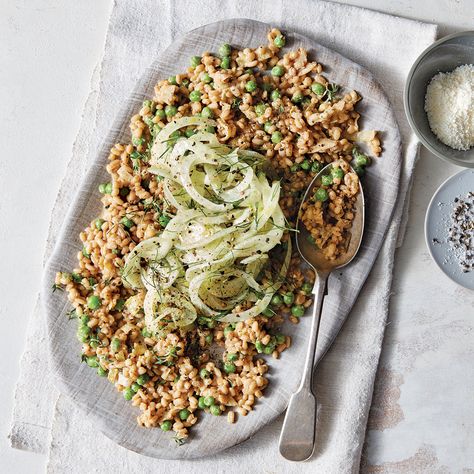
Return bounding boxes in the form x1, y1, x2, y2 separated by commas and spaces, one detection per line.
321, 175, 333, 186
97, 366, 107, 377
210, 404, 221, 416
204, 125, 215, 134
123, 387, 134, 401
104, 182, 113, 194
142, 99, 153, 109
119, 187, 130, 199
144, 116, 154, 128
190, 56, 201, 68
81, 314, 90, 325
291, 305, 305, 317
114, 299, 125, 311
131, 382, 141, 393
189, 90, 202, 102
255, 341, 265, 353
283, 292, 295, 306
204, 334, 213, 344
200, 368, 210, 379
98, 183, 106, 194
198, 396, 207, 409
270, 89, 281, 101
168, 130, 181, 146
87, 295, 101, 310
82, 246, 90, 258
331, 167, 344, 180
245, 80, 257, 92
314, 188, 329, 202
290, 164, 299, 172
203, 396, 215, 407
311, 161, 322, 173
275, 334, 286, 345
271, 131, 282, 144
264, 122, 273, 133
141, 327, 152, 338
201, 72, 212, 83
274, 35, 286, 48
354, 153, 370, 167
165, 105, 178, 117
207, 318, 216, 329
302, 282, 313, 294
255, 103, 267, 116
220, 56, 231, 69
271, 65, 285, 77
184, 128, 196, 138
311, 82, 326, 96
263, 344, 275, 355
95, 218, 105, 230
223, 325, 234, 337
262, 307, 274, 317
132, 136, 144, 147
177, 408, 190, 421
86, 356, 99, 368
159, 214, 171, 228
160, 420, 172, 431
77, 325, 90, 343
300, 160, 311, 171
120, 216, 134, 229
219, 43, 232, 57
271, 293, 282, 306
136, 373, 150, 386
89, 339, 100, 349
224, 362, 236, 374
227, 353, 238, 361
168, 76, 177, 85
155, 108, 166, 120
111, 337, 121, 352
292, 92, 304, 104
201, 106, 213, 119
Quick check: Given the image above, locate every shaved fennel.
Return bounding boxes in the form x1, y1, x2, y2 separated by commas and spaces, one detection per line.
121, 117, 290, 337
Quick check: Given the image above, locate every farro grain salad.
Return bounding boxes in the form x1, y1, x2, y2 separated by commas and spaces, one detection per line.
54, 29, 380, 443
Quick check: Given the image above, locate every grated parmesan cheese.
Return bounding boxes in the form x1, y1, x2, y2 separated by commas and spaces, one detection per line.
424, 64, 474, 150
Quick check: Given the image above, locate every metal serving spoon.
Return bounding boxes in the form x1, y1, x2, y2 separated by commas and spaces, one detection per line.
278, 163, 365, 462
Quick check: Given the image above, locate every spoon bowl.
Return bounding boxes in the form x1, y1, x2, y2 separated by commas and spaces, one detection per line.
296, 163, 365, 273
279, 162, 365, 461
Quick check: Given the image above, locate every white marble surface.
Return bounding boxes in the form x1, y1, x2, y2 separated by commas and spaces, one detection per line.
1, 1, 473, 473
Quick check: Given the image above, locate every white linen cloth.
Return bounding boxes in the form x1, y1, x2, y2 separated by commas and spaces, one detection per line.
9, 0, 437, 472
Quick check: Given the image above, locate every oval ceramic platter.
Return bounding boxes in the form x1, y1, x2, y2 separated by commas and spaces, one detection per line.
43, 19, 402, 459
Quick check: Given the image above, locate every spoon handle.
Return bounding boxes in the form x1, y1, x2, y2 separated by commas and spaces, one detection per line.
278, 271, 328, 461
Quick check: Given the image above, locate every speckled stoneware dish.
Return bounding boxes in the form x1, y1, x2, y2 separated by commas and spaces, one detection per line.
404, 31, 474, 167
425, 169, 474, 290
43, 19, 402, 459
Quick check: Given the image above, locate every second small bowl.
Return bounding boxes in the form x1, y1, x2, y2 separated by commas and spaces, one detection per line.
404, 31, 474, 168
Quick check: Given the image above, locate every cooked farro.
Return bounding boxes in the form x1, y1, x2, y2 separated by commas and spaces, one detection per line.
301, 160, 360, 261
55, 28, 380, 444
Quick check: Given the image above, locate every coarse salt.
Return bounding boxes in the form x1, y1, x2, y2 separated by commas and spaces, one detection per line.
424, 64, 474, 150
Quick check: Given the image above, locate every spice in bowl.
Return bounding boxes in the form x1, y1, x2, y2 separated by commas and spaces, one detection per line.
424, 64, 474, 151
